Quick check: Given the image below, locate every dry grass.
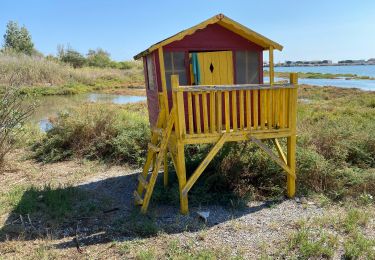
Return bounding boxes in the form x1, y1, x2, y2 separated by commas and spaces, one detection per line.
0, 52, 144, 91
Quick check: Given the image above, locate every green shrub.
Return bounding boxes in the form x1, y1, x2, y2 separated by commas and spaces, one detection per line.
32, 102, 150, 167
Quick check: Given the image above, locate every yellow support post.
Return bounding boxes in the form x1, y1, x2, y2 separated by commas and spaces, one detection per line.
176, 141, 188, 214
158, 47, 169, 113
287, 73, 298, 198
269, 46, 274, 85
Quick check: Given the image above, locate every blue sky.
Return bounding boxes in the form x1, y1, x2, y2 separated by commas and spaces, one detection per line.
1, 1, 374, 62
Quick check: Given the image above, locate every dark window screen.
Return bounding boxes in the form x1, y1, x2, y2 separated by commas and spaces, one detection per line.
235, 51, 259, 84
164, 51, 187, 90
146, 55, 156, 90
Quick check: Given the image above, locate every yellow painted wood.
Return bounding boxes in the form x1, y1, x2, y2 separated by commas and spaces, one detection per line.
239, 90, 244, 130
136, 106, 166, 198
267, 89, 273, 129
172, 75, 186, 139
286, 72, 298, 198
164, 153, 168, 187
245, 90, 251, 129
197, 51, 233, 85
194, 93, 201, 134
287, 135, 296, 197
202, 92, 209, 133
176, 141, 188, 214
183, 130, 292, 144
280, 89, 286, 128
224, 91, 230, 132
250, 137, 294, 177
140, 107, 176, 213
253, 90, 259, 129
158, 48, 169, 113
273, 138, 287, 165
182, 134, 229, 196
187, 92, 194, 134
259, 90, 265, 130
216, 91, 222, 132
269, 46, 274, 85
210, 91, 216, 133
232, 90, 237, 131
274, 89, 279, 128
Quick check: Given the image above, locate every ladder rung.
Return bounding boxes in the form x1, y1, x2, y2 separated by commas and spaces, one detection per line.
152, 127, 163, 136
138, 174, 149, 189
148, 143, 160, 153
134, 191, 143, 205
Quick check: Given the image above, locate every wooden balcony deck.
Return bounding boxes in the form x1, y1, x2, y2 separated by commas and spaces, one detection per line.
170, 77, 297, 145
135, 73, 298, 214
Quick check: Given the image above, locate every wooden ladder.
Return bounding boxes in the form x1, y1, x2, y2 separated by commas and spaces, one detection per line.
134, 106, 175, 213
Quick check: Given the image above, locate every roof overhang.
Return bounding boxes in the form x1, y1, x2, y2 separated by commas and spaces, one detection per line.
134, 14, 283, 60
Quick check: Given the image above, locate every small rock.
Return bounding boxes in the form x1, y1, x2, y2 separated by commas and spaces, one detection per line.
300, 197, 308, 204
197, 211, 210, 223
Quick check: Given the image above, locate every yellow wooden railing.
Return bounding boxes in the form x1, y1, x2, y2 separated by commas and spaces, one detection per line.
171, 75, 298, 143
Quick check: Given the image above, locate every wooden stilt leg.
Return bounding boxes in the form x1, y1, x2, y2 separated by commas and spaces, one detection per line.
163, 153, 168, 187
287, 135, 296, 197
176, 141, 188, 214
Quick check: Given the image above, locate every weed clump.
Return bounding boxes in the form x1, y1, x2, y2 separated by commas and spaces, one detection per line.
32, 102, 149, 167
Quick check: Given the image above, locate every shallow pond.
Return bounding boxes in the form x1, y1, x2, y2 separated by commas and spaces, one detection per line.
32, 93, 146, 131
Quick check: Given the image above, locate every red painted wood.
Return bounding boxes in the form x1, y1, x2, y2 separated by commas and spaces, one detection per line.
164, 24, 263, 51
149, 23, 267, 130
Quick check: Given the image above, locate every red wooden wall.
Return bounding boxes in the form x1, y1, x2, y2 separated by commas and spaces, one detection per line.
144, 23, 265, 127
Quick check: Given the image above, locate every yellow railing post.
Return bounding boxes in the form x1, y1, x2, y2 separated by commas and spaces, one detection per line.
171, 75, 185, 139
158, 47, 169, 113
171, 74, 189, 214
287, 73, 298, 198
269, 46, 274, 85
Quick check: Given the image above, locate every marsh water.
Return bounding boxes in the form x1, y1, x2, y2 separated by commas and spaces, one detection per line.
274, 65, 375, 77
33, 93, 146, 131
34, 65, 374, 131
266, 65, 375, 91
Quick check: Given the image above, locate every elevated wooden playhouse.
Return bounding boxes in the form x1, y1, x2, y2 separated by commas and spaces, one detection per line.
134, 14, 298, 214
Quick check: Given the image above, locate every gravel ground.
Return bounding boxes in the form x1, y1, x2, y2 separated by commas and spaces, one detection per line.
1, 153, 374, 259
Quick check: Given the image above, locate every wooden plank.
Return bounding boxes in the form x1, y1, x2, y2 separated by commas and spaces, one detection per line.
174, 84, 294, 92
194, 93, 201, 134
274, 89, 279, 128
239, 90, 244, 130
272, 138, 287, 165
259, 89, 265, 129
158, 48, 169, 113
172, 75, 185, 138
187, 92, 194, 134
216, 91, 222, 132
269, 46, 274, 85
182, 134, 228, 196
224, 91, 230, 132
267, 89, 273, 129
250, 137, 294, 178
246, 90, 251, 130
210, 91, 216, 133
202, 92, 209, 133
232, 90, 237, 131
253, 90, 259, 129
280, 88, 286, 128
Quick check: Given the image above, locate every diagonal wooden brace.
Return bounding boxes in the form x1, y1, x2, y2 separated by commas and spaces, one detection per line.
182, 134, 228, 196
250, 137, 296, 179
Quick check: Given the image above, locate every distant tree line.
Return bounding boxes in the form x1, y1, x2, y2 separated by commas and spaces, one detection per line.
1, 20, 134, 69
